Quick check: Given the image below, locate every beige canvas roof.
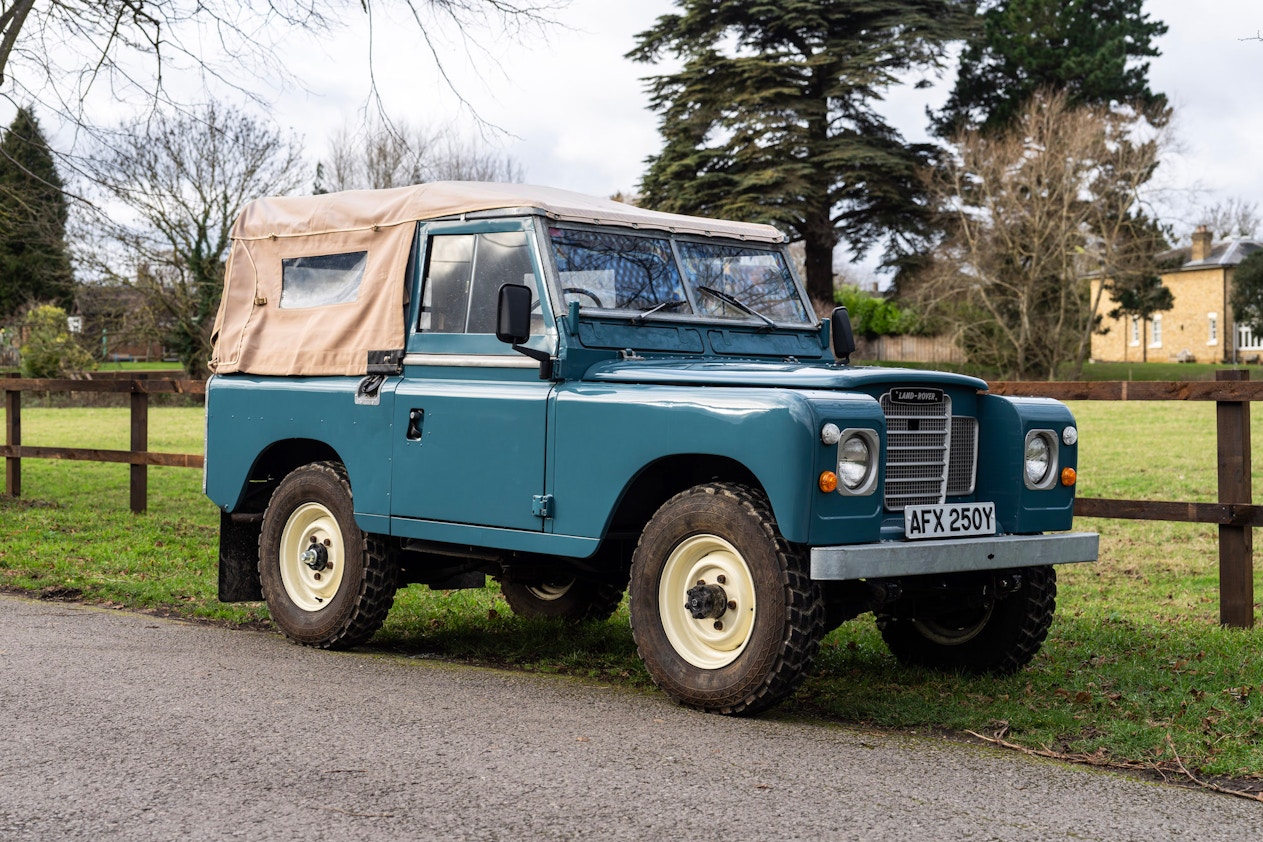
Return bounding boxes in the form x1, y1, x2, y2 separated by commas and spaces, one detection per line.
210, 182, 786, 376
229, 182, 786, 243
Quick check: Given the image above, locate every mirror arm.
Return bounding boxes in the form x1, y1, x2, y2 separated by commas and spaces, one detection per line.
510, 343, 553, 380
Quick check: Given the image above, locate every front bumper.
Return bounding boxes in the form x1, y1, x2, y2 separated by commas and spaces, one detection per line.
809, 532, 1099, 581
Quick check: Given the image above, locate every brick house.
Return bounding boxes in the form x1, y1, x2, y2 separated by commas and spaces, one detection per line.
1091, 226, 1263, 364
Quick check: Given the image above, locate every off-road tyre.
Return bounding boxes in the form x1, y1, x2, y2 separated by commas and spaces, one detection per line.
876, 565, 1056, 675
258, 461, 397, 649
501, 578, 625, 622
629, 483, 826, 716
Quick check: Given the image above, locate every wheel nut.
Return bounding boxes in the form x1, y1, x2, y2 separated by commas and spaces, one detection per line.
309, 535, 317, 544
323, 539, 332, 547
728, 600, 737, 610
713, 621, 723, 630
696, 579, 705, 586
314, 573, 322, 581
717, 575, 726, 584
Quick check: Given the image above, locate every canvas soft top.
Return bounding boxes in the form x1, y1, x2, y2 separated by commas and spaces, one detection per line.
209, 182, 785, 376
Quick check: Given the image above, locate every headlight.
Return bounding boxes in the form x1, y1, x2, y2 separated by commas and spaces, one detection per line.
833, 429, 878, 496
1023, 431, 1057, 489
839, 435, 871, 488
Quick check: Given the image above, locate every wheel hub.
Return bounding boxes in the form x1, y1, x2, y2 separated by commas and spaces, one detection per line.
300, 539, 330, 571
685, 582, 728, 620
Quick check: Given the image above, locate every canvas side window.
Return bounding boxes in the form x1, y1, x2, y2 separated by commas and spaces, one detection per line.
421, 231, 538, 334
279, 251, 367, 309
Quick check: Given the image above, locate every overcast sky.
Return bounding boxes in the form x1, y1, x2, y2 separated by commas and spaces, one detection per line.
36, 1, 1263, 269
262, 1, 1263, 244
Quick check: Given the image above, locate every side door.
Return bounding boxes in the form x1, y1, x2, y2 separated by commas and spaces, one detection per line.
390, 220, 555, 533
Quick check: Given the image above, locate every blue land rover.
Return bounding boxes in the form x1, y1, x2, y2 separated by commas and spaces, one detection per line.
206, 182, 1097, 715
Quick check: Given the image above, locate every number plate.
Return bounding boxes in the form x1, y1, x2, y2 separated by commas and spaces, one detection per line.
903, 502, 996, 540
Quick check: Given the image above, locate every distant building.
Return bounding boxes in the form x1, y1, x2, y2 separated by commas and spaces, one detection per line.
1091, 226, 1263, 364
73, 284, 169, 362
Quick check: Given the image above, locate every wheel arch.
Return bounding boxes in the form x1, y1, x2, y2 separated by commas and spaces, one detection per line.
216, 439, 345, 603
605, 454, 765, 541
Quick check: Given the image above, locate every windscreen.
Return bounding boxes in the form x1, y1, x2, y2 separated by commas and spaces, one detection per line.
546, 226, 812, 326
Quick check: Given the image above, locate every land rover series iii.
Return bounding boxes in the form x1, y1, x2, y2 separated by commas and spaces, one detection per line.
206, 182, 1097, 715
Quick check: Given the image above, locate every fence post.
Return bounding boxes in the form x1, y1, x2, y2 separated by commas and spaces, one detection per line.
130, 385, 148, 514
4, 387, 18, 498
1216, 369, 1254, 628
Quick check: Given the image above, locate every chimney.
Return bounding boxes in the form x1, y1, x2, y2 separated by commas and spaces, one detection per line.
1191, 225, 1213, 262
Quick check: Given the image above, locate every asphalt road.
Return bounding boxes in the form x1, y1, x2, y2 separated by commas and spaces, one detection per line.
2, 594, 1260, 841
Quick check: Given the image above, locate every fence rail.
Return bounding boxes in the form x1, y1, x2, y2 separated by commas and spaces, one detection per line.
990, 370, 1255, 628
3, 376, 206, 514
1, 372, 1258, 627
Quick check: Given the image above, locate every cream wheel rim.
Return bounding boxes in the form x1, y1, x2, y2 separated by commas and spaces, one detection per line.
525, 580, 574, 601
279, 502, 347, 612
913, 603, 994, 646
658, 534, 757, 669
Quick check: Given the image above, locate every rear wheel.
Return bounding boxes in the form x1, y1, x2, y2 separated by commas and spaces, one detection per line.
629, 483, 825, 715
500, 578, 624, 622
876, 566, 1056, 674
258, 462, 397, 649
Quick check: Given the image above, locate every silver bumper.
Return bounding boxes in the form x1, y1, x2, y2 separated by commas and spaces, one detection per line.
809, 532, 1099, 581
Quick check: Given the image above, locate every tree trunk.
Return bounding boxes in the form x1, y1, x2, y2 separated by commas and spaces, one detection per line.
802, 201, 836, 310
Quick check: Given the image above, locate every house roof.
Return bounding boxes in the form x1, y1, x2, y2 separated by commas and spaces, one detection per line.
1159, 237, 1263, 271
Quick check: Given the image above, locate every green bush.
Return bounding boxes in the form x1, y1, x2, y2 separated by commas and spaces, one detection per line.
18, 304, 96, 378
833, 285, 920, 338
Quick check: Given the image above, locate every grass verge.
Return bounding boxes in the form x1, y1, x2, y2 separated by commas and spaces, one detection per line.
2, 404, 1262, 788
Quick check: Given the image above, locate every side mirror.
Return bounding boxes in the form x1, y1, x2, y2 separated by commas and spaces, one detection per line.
496, 283, 552, 379
496, 283, 532, 345
831, 306, 856, 364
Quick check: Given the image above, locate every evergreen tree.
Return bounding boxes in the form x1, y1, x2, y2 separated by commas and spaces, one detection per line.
0, 107, 74, 320
629, 0, 972, 306
934, 0, 1168, 136
1229, 252, 1263, 343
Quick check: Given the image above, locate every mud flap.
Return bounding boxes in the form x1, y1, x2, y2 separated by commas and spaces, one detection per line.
218, 511, 263, 602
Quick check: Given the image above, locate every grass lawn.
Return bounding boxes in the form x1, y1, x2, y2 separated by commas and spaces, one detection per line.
2, 402, 1262, 786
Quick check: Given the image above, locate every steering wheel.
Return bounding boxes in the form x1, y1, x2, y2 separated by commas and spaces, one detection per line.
563, 287, 606, 308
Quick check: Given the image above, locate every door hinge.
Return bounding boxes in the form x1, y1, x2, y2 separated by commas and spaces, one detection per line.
532, 494, 554, 519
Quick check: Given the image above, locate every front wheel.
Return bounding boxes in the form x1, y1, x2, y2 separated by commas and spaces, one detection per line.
876, 566, 1057, 675
500, 578, 624, 622
629, 483, 825, 715
258, 462, 397, 649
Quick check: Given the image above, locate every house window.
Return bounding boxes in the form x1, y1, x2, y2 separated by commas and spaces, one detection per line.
1129, 316, 1140, 346
1208, 312, 1218, 345
1149, 314, 1162, 348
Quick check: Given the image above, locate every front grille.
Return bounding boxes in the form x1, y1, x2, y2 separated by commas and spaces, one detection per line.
947, 415, 978, 496
880, 392, 978, 510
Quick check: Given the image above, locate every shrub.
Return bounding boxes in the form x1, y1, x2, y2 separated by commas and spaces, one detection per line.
833, 285, 920, 338
18, 304, 96, 378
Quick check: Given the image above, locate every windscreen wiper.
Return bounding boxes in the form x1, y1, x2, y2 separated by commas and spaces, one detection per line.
695, 286, 776, 328
631, 298, 689, 325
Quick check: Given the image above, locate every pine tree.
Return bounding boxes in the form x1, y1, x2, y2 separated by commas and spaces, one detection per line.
629, 0, 972, 306
933, 0, 1169, 136
0, 107, 75, 321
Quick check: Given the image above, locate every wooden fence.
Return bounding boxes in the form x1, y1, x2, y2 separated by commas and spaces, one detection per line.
2, 375, 206, 515
990, 370, 1256, 629
1, 371, 1258, 627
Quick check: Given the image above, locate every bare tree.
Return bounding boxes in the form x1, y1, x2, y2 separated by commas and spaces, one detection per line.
1196, 197, 1261, 239
315, 114, 523, 193
914, 90, 1167, 380
79, 101, 305, 378
0, 1, 560, 188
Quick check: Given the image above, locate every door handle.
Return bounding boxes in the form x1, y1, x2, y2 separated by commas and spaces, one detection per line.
406, 408, 424, 440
